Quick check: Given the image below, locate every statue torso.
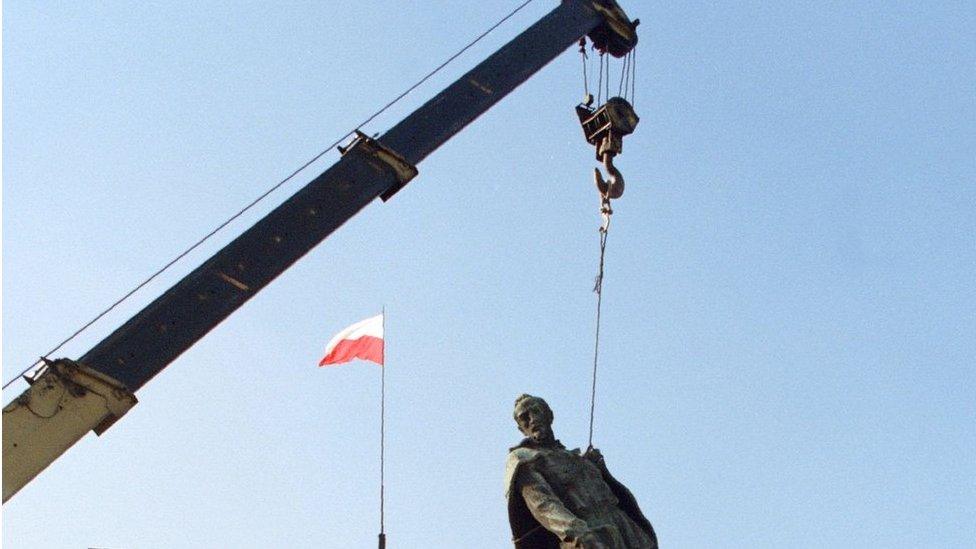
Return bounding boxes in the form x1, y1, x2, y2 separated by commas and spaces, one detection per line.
534, 446, 620, 518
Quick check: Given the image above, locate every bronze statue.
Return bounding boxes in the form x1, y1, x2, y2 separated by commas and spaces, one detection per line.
505, 394, 657, 548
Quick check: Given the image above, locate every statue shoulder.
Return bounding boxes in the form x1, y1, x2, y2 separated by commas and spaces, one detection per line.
505, 445, 562, 549
507, 445, 540, 464
504, 446, 543, 497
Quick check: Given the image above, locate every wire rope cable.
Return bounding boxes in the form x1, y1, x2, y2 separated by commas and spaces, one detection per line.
617, 51, 629, 98
631, 46, 637, 107
2, 0, 537, 391
596, 50, 604, 105
587, 200, 612, 449
579, 38, 590, 99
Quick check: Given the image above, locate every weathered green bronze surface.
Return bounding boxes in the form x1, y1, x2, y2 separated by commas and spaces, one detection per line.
505, 395, 657, 548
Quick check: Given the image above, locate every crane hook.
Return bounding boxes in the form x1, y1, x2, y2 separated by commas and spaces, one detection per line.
593, 152, 624, 199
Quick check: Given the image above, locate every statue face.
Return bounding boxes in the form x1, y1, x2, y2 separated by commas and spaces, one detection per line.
515, 398, 554, 445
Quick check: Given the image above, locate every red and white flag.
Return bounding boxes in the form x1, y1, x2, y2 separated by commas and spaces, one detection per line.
318, 314, 384, 366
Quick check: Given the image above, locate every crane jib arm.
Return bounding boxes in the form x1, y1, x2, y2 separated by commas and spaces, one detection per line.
2, 0, 638, 503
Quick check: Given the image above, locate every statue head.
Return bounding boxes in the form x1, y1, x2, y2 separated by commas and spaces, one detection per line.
514, 394, 555, 445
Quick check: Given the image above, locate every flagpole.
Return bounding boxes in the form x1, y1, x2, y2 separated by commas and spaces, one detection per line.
378, 306, 386, 549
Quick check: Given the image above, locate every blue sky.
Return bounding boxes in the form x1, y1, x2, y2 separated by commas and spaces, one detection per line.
3, 1, 974, 547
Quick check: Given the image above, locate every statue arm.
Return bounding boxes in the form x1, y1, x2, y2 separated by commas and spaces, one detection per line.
585, 448, 657, 545
516, 466, 590, 544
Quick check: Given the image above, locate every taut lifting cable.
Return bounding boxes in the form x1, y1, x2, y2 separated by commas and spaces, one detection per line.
2, 0, 537, 391
587, 194, 613, 450
582, 42, 639, 448
617, 51, 629, 98
579, 38, 590, 101
621, 51, 633, 103
596, 50, 605, 105
631, 47, 637, 108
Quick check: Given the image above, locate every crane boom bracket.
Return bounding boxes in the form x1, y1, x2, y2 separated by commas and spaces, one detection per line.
585, 0, 640, 58
2, 359, 137, 502
339, 131, 418, 202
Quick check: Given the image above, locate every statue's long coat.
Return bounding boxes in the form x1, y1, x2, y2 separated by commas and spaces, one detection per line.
504, 443, 657, 548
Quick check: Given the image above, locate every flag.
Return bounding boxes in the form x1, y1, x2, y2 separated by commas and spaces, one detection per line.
319, 314, 384, 366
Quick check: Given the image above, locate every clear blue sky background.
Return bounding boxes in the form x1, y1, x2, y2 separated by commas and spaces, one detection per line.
3, 1, 974, 547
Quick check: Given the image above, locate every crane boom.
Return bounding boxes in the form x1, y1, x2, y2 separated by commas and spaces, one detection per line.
2, 0, 638, 503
